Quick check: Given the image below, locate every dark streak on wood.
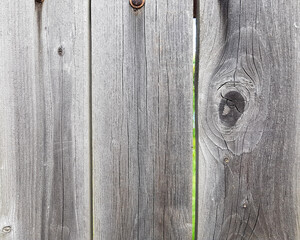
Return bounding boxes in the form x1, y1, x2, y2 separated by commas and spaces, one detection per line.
35, 1, 43, 38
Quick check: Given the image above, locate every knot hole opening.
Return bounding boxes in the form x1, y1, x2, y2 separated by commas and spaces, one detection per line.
219, 91, 246, 127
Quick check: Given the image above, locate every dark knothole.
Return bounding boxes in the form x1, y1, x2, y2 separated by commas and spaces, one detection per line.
219, 91, 245, 127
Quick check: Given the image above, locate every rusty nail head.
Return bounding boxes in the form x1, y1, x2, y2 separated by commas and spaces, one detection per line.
2, 226, 11, 233
130, 0, 145, 9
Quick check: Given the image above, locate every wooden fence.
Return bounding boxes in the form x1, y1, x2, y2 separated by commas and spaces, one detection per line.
0, 0, 299, 239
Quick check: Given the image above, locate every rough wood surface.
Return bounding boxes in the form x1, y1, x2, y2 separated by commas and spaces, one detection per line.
196, 0, 300, 239
0, 0, 90, 239
91, 1, 193, 239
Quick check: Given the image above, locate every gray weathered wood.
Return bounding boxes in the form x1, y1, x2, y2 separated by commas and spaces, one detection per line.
196, 0, 300, 239
92, 1, 193, 239
0, 0, 90, 239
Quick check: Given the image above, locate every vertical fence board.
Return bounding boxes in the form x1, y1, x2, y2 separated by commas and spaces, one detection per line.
92, 1, 193, 239
196, 0, 300, 239
0, 1, 35, 239
0, 0, 90, 239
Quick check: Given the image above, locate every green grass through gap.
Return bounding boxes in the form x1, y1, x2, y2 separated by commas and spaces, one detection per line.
192, 58, 196, 240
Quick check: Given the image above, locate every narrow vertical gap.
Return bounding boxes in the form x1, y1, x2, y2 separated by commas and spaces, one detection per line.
88, 0, 94, 239
194, 1, 200, 239
192, 35, 196, 240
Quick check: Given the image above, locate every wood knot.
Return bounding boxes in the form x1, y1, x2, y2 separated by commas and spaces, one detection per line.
2, 226, 11, 233
199, 28, 270, 155
58, 46, 65, 56
219, 91, 245, 127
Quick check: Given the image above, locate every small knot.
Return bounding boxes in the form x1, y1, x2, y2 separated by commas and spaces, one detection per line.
58, 46, 65, 56
2, 226, 12, 233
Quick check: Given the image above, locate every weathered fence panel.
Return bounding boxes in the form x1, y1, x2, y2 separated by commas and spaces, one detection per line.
196, 0, 300, 239
91, 0, 193, 239
0, 0, 90, 239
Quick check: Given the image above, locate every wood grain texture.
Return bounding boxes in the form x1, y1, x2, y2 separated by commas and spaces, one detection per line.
0, 0, 90, 239
92, 1, 193, 239
196, 0, 300, 239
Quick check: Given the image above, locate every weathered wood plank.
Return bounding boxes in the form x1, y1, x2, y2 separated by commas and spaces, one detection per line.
92, 1, 193, 239
196, 0, 300, 239
0, 0, 90, 239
